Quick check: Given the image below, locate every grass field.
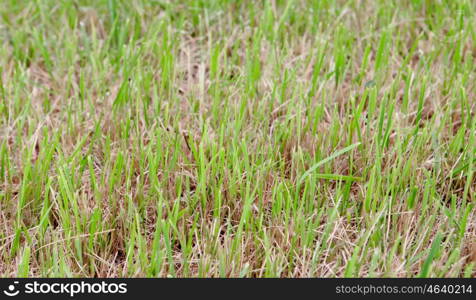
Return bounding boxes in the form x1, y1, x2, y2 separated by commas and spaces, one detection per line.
0, 0, 475, 277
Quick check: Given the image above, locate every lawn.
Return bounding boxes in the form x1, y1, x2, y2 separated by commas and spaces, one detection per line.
0, 0, 475, 277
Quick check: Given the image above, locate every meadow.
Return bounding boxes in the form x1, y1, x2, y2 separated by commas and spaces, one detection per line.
0, 0, 475, 277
